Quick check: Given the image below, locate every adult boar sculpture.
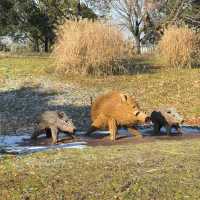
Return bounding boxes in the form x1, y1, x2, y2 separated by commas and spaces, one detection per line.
86, 91, 150, 141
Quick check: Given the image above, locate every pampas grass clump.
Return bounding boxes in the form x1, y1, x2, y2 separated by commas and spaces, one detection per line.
52, 20, 133, 76
158, 26, 199, 68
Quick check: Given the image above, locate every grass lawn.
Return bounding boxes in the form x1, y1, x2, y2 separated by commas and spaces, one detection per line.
0, 55, 200, 199
0, 55, 199, 118
1, 139, 200, 200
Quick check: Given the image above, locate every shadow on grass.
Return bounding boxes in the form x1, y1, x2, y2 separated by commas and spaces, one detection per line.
106, 59, 158, 76
123, 55, 160, 75
125, 64, 156, 75
72, 56, 159, 77
0, 86, 91, 135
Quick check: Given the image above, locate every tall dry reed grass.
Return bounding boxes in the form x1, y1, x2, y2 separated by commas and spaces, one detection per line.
158, 26, 199, 68
52, 20, 133, 76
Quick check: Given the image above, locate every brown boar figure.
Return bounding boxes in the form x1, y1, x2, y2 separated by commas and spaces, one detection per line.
31, 111, 76, 144
86, 91, 150, 141
150, 107, 184, 135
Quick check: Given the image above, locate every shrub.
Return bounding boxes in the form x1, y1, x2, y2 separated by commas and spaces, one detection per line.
158, 26, 199, 68
52, 20, 133, 76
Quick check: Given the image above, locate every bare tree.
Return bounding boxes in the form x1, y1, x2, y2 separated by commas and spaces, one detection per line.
111, 0, 200, 54
163, 0, 200, 29
111, 0, 151, 54
77, 0, 81, 17
84, 0, 113, 16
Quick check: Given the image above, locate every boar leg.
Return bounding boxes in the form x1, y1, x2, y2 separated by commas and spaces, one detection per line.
153, 123, 161, 135
31, 126, 42, 140
128, 127, 142, 138
50, 126, 58, 144
31, 130, 39, 140
108, 118, 117, 141
85, 126, 98, 136
166, 125, 171, 135
176, 126, 183, 135
45, 128, 52, 138
85, 115, 104, 136
67, 133, 75, 139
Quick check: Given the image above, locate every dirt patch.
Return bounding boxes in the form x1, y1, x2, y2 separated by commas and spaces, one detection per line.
87, 134, 200, 146
1, 125, 200, 155
21, 128, 200, 147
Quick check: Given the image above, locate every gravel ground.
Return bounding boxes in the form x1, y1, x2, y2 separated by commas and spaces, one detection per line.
1, 76, 199, 135
0, 77, 100, 135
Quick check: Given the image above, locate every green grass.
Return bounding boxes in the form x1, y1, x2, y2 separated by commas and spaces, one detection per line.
1, 55, 199, 118
1, 139, 200, 200
0, 56, 53, 79
0, 55, 200, 199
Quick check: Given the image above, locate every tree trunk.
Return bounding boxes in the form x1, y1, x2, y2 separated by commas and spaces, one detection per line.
77, 0, 81, 17
44, 37, 49, 52
33, 38, 39, 52
135, 36, 141, 55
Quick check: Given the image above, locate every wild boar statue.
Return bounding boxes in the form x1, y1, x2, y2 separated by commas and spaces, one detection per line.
31, 111, 76, 144
86, 91, 150, 141
150, 107, 184, 135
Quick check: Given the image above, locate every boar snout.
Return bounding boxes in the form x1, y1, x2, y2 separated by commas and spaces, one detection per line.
71, 127, 77, 134
73, 127, 77, 132
134, 111, 149, 123
58, 119, 76, 133
145, 116, 151, 123
66, 126, 76, 134
62, 126, 76, 139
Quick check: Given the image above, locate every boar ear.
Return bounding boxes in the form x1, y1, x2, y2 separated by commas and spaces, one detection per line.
57, 111, 65, 118
120, 94, 128, 102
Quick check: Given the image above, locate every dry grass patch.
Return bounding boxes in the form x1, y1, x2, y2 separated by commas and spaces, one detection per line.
1, 139, 200, 200
158, 26, 200, 68
52, 20, 134, 76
